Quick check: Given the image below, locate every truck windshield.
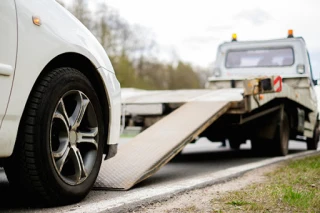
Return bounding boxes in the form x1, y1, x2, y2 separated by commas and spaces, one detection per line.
225, 47, 294, 68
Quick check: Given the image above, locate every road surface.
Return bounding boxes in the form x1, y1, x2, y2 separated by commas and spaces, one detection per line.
0, 138, 310, 212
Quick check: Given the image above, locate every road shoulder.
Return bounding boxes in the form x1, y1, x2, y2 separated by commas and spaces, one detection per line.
74, 150, 319, 213
134, 163, 281, 213
134, 154, 320, 213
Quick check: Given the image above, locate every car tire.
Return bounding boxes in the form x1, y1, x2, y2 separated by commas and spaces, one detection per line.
4, 67, 105, 206
307, 120, 319, 150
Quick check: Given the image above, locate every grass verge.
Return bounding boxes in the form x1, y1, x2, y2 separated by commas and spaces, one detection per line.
211, 154, 320, 212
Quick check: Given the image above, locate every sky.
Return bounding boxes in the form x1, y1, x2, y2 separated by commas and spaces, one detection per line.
99, 0, 320, 69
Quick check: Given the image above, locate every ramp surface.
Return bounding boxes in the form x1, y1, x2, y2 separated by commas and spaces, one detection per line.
122, 89, 243, 104
94, 101, 230, 190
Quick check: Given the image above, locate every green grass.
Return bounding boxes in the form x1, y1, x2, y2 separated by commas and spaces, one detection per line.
227, 200, 251, 206
282, 186, 315, 208
211, 154, 320, 213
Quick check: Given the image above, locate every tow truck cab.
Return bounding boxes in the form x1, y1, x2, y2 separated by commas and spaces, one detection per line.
202, 30, 319, 151
207, 30, 319, 90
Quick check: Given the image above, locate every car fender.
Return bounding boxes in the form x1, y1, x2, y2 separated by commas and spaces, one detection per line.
0, 0, 120, 157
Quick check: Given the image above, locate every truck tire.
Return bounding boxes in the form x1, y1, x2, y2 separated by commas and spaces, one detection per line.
306, 121, 319, 150
272, 112, 290, 156
4, 68, 105, 206
228, 138, 246, 150
251, 112, 289, 156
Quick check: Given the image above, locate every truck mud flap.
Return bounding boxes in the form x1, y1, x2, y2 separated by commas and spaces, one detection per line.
94, 101, 230, 190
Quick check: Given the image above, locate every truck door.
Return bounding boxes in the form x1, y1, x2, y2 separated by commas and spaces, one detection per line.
0, 1, 17, 128
306, 51, 318, 105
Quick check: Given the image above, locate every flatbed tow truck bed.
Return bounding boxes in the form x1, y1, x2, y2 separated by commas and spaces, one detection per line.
94, 76, 317, 190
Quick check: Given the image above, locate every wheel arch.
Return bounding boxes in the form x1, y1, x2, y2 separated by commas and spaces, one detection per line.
34, 52, 111, 154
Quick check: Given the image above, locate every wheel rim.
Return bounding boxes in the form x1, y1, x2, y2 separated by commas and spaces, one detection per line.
50, 90, 99, 185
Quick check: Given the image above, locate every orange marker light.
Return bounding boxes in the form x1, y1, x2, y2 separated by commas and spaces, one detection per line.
259, 94, 264, 100
32, 16, 41, 26
288, 29, 293, 38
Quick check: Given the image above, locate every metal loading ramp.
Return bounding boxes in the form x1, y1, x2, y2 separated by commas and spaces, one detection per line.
94, 101, 230, 190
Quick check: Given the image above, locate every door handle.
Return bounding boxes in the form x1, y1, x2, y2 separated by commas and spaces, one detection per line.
0, 63, 13, 76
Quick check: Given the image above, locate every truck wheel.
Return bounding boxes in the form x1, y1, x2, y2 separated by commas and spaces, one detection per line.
306, 121, 319, 150
251, 113, 289, 156
4, 68, 105, 206
272, 112, 290, 156
228, 138, 246, 150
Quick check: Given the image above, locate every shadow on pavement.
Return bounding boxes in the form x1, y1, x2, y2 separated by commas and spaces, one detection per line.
0, 170, 35, 210
0, 169, 69, 210
171, 148, 305, 163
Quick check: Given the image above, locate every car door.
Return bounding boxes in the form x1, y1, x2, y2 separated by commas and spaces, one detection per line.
0, 0, 17, 128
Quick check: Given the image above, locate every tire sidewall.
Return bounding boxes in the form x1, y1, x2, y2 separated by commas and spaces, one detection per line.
277, 112, 289, 156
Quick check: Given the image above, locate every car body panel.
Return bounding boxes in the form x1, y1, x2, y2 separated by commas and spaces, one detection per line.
97, 67, 121, 145
0, 0, 121, 157
0, 1, 17, 129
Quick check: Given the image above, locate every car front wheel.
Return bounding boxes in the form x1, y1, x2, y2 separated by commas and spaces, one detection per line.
4, 67, 106, 206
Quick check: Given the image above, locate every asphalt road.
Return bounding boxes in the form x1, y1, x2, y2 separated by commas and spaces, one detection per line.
0, 138, 309, 212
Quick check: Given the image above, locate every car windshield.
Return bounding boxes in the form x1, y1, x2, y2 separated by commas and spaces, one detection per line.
225, 47, 294, 68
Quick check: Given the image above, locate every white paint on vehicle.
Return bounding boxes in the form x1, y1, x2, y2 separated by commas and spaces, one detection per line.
0, 0, 121, 157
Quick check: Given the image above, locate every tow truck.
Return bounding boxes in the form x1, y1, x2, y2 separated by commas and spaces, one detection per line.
93, 30, 319, 190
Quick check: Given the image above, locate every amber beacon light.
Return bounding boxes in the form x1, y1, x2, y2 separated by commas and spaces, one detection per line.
288, 29, 294, 38
232, 33, 237, 41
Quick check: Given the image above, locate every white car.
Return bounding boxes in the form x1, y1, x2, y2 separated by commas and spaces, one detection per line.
0, 0, 121, 205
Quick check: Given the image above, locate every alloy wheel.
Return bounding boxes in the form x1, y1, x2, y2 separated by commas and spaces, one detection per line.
50, 90, 99, 185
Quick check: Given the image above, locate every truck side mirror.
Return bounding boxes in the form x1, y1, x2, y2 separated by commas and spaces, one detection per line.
311, 67, 320, 86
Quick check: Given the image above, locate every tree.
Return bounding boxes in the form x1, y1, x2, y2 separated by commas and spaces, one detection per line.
111, 54, 137, 88
54, 0, 205, 90
169, 62, 201, 89
69, 0, 92, 30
